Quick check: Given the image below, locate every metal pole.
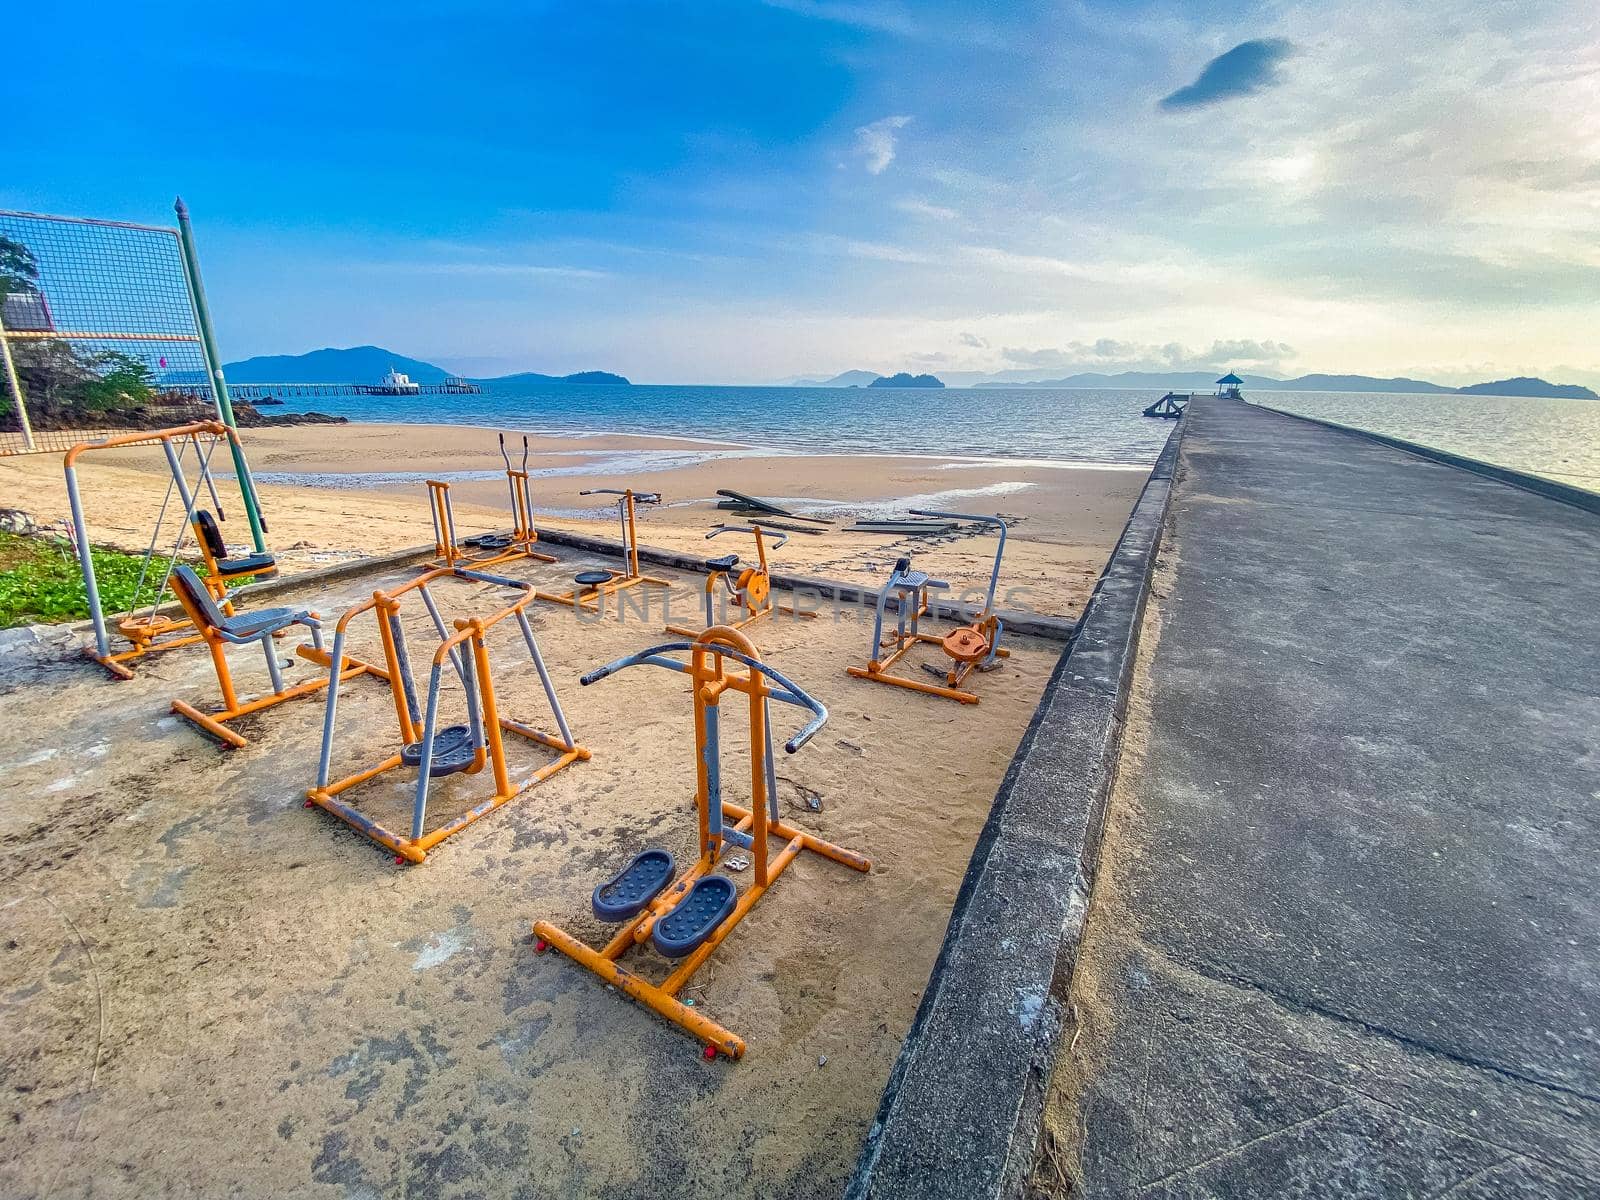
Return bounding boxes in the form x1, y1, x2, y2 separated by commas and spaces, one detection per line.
173, 197, 267, 554
0, 309, 35, 451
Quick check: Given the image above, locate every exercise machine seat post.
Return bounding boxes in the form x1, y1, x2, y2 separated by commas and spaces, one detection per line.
664, 522, 818, 636
307, 566, 590, 863
845, 510, 1011, 704
536, 488, 673, 611
532, 625, 871, 1059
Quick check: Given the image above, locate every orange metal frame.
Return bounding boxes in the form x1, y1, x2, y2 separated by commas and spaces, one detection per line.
538, 488, 672, 611
426, 471, 557, 570
847, 512, 1011, 704
665, 523, 817, 637
847, 608, 1009, 704
165, 594, 383, 752
306, 568, 590, 863
62, 421, 262, 680
534, 626, 869, 1059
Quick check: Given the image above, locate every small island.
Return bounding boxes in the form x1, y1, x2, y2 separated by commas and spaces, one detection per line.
1454, 377, 1598, 400
869, 373, 945, 389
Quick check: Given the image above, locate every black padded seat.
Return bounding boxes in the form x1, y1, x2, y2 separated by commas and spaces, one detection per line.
218, 552, 277, 576
705, 553, 741, 573
195, 510, 276, 576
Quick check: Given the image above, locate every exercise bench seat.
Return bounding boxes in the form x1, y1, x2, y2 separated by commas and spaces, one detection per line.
704, 553, 741, 573
193, 510, 277, 580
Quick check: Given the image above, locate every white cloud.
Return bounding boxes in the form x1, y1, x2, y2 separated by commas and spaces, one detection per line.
855, 115, 912, 174
894, 197, 959, 220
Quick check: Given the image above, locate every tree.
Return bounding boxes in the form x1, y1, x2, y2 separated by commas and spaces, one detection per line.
0, 235, 40, 299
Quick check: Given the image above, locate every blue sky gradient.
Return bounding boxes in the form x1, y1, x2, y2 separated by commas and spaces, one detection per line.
5, 1, 1598, 385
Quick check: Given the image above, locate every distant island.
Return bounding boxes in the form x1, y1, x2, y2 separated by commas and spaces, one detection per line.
868, 373, 944, 389
1454, 376, 1597, 400
480, 369, 629, 387
223, 346, 630, 387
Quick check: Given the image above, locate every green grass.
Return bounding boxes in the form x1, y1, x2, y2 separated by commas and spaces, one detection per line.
0, 531, 188, 628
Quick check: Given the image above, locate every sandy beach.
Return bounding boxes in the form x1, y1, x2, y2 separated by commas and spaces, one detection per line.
0, 422, 1146, 619
2, 516, 1064, 1196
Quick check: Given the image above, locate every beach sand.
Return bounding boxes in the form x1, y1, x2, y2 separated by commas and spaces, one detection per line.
0, 421, 1146, 1195
3, 544, 1059, 1197
0, 422, 1146, 620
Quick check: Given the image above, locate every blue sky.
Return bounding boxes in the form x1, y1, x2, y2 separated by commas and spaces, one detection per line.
5, 1, 1598, 385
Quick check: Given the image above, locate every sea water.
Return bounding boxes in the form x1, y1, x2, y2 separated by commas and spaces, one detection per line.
267, 382, 1600, 494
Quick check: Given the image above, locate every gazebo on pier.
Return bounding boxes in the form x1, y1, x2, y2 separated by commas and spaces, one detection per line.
1215, 372, 1244, 399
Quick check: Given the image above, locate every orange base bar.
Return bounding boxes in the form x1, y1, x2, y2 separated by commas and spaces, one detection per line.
172, 648, 383, 749
307, 721, 590, 862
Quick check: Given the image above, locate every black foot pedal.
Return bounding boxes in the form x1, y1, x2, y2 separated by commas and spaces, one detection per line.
652, 875, 737, 958
592, 849, 675, 922
400, 724, 477, 776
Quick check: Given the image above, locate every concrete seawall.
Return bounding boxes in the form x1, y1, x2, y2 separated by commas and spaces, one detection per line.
847, 417, 1186, 1198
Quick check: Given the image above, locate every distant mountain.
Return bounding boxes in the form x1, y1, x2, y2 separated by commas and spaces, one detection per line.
1454, 376, 1597, 400
225, 345, 451, 384
870, 372, 944, 389
223, 347, 630, 387
790, 369, 882, 387
476, 370, 630, 386
971, 370, 1593, 397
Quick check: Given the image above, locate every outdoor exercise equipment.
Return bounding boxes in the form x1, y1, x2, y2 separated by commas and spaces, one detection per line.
664, 523, 816, 637
426, 434, 557, 570
533, 625, 870, 1060
307, 567, 589, 864
166, 565, 380, 749
537, 488, 672, 610
62, 421, 276, 680
846, 510, 1011, 704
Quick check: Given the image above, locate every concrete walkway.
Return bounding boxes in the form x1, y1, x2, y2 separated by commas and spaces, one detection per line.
1065, 399, 1600, 1197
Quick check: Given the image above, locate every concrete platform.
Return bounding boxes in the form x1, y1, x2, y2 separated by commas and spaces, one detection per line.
1059, 399, 1600, 1196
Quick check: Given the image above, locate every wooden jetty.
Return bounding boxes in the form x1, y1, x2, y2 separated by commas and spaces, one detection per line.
226, 379, 480, 401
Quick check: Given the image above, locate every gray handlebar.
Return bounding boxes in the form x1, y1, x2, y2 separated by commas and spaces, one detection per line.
707, 523, 789, 550
580, 639, 827, 753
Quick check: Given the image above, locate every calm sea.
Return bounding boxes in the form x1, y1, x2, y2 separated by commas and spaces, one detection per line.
269, 383, 1600, 494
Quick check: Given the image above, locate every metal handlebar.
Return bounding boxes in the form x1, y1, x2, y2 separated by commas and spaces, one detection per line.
581, 639, 828, 753
707, 523, 789, 550
908, 509, 1007, 612
581, 488, 662, 504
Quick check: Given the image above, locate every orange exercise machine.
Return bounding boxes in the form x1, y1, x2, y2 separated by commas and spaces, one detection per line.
62, 421, 277, 679
533, 625, 870, 1060
307, 566, 589, 863
664, 523, 816, 637
846, 509, 1010, 704
426, 434, 557, 569
165, 564, 381, 748
537, 487, 671, 610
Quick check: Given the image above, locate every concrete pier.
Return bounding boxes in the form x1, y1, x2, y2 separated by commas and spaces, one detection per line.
1064, 399, 1599, 1195
850, 397, 1599, 1198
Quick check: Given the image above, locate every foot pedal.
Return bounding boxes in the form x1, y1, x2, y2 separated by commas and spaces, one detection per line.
400, 724, 477, 776
574, 569, 612, 588
592, 848, 675, 922
651, 875, 737, 958
467, 533, 514, 550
